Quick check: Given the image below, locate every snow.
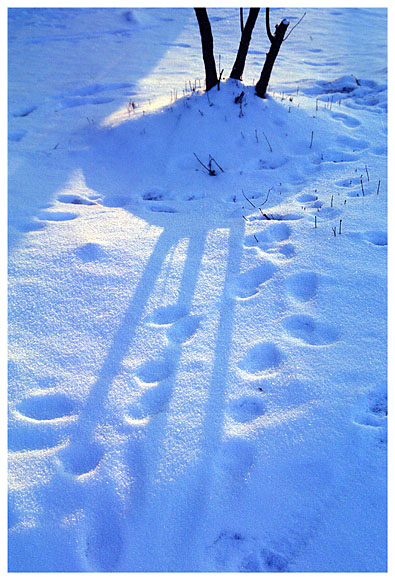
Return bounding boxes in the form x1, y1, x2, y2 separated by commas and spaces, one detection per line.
8, 6, 387, 573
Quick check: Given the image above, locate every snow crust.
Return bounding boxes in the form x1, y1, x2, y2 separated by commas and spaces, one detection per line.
8, 7, 387, 573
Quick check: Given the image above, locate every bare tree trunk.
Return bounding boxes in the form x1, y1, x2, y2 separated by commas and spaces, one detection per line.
230, 8, 260, 81
194, 8, 218, 91
255, 9, 289, 98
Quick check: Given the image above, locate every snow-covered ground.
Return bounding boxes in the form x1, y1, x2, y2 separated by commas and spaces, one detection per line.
8, 7, 387, 573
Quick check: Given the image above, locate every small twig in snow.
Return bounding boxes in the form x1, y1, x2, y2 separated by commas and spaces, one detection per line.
242, 189, 256, 208
262, 130, 273, 153
284, 11, 307, 40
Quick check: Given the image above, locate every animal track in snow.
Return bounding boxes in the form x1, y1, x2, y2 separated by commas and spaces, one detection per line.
12, 104, 38, 118
102, 195, 130, 208
239, 341, 283, 375
285, 271, 319, 302
166, 314, 201, 344
75, 242, 106, 262
207, 531, 260, 572
17, 220, 46, 233
336, 135, 368, 151
322, 148, 360, 163
251, 212, 303, 222
58, 441, 104, 477
347, 230, 387, 246
260, 547, 289, 572
328, 111, 361, 128
283, 314, 339, 345
228, 396, 267, 423
277, 243, 296, 259
85, 498, 124, 571
315, 207, 342, 221
126, 382, 172, 421
57, 96, 114, 110
141, 189, 173, 201
149, 205, 177, 214
38, 210, 78, 222
221, 438, 256, 480
58, 193, 97, 205
258, 155, 288, 170
135, 357, 174, 384
150, 304, 189, 325
245, 222, 291, 246
207, 531, 289, 572
296, 193, 318, 203
353, 383, 387, 429
65, 82, 133, 98
9, 130, 27, 142
8, 424, 64, 452
16, 392, 77, 422
229, 262, 277, 299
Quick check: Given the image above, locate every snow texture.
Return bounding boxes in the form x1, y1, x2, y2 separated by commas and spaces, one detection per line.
8, 7, 387, 573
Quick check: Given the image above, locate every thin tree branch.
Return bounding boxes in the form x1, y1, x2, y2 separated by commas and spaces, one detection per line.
284, 11, 306, 40
266, 8, 274, 43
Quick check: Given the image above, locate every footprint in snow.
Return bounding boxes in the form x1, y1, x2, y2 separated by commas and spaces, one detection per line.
297, 193, 324, 210
75, 242, 106, 262
336, 135, 369, 151
58, 441, 104, 478
11, 104, 37, 118
9, 130, 27, 142
250, 212, 304, 222
315, 207, 342, 221
346, 230, 387, 247
126, 382, 172, 422
207, 531, 289, 572
228, 396, 267, 423
64, 82, 133, 98
15, 391, 77, 422
245, 222, 291, 245
353, 382, 387, 429
84, 492, 124, 571
229, 262, 277, 299
277, 243, 296, 259
221, 438, 256, 480
8, 423, 65, 452
239, 341, 283, 376
135, 356, 175, 385
57, 96, 114, 110
166, 315, 201, 344
141, 189, 173, 202
17, 220, 46, 233
328, 111, 361, 128
260, 547, 289, 572
101, 195, 130, 208
149, 205, 177, 214
285, 271, 319, 302
57, 193, 98, 205
150, 304, 189, 325
283, 314, 339, 345
38, 210, 78, 222
207, 531, 260, 572
149, 305, 201, 344
9, 392, 78, 452
296, 193, 318, 203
